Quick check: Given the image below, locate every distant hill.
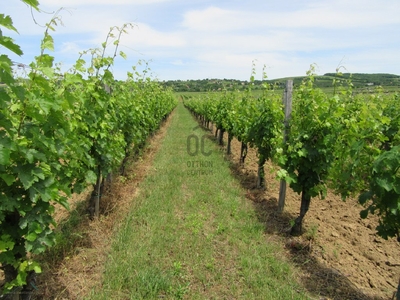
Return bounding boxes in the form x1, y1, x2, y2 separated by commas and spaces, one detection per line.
161, 73, 400, 92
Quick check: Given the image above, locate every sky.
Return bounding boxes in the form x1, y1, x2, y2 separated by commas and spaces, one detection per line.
2, 0, 400, 81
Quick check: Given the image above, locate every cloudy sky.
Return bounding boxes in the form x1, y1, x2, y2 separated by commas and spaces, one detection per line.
2, 0, 400, 81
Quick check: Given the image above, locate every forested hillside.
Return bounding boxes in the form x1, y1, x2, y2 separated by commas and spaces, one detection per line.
161, 73, 400, 92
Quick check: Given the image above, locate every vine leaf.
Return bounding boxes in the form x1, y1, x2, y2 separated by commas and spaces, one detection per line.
0, 14, 18, 32
21, 0, 40, 10
0, 145, 10, 165
0, 174, 15, 186
0, 36, 23, 56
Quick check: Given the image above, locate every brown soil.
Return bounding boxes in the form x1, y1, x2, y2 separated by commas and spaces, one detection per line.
209, 126, 399, 300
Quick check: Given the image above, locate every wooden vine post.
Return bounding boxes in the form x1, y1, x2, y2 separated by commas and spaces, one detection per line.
278, 80, 293, 213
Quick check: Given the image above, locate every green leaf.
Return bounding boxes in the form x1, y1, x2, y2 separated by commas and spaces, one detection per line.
0, 145, 11, 164
0, 36, 23, 56
32, 167, 45, 180
32, 222, 43, 234
85, 170, 97, 184
57, 196, 70, 210
0, 174, 15, 186
18, 166, 38, 189
30, 261, 42, 273
41, 34, 54, 52
25, 232, 37, 242
0, 235, 15, 251
297, 149, 306, 157
37, 53, 54, 68
10, 103, 21, 112
376, 177, 393, 192
15, 273, 26, 286
21, 0, 40, 10
119, 51, 127, 59
25, 149, 38, 163
42, 66, 55, 78
37, 235, 54, 248
0, 14, 18, 32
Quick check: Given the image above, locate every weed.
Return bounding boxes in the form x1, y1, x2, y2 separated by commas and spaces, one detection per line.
173, 261, 182, 276
305, 223, 319, 241
216, 222, 227, 234
333, 243, 342, 259
169, 282, 190, 299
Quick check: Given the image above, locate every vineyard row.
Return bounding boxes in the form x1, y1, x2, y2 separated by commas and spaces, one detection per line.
183, 68, 400, 240
0, 7, 177, 296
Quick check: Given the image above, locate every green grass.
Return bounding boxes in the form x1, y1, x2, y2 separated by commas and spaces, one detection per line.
88, 103, 310, 299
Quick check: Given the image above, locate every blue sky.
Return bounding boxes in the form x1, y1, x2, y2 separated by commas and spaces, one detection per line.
2, 0, 400, 81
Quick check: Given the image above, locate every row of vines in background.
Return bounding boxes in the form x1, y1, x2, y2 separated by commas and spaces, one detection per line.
0, 1, 177, 296
184, 67, 284, 191
184, 65, 400, 241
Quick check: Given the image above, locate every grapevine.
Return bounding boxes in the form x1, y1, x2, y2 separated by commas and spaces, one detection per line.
0, 3, 176, 296
185, 65, 399, 241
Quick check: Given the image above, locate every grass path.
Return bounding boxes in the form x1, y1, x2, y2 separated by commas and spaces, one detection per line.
88, 103, 310, 299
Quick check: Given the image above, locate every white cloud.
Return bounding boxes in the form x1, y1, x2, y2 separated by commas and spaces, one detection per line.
182, 1, 400, 32
2, 0, 399, 80
122, 23, 186, 48
171, 60, 184, 66
58, 42, 82, 54
182, 7, 235, 31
